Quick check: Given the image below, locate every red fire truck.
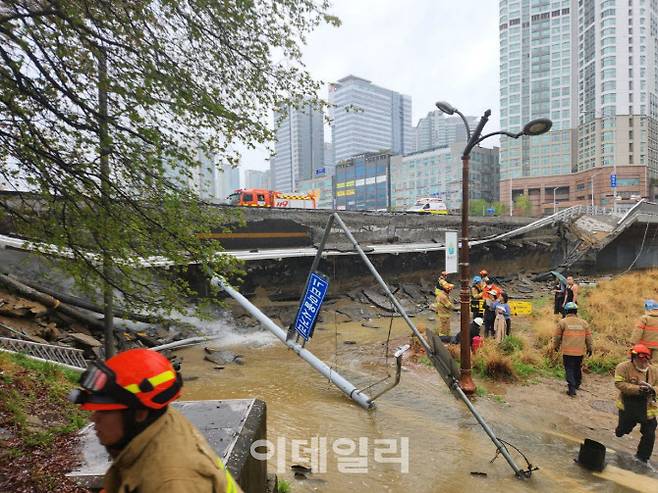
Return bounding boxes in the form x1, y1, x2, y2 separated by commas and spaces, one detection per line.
226, 188, 317, 209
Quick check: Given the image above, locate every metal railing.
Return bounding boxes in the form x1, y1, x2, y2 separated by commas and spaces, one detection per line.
0, 336, 86, 371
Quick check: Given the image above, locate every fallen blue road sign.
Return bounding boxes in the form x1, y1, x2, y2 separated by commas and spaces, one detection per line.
293, 271, 329, 341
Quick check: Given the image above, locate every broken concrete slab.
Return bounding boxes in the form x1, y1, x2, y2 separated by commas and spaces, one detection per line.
67, 332, 102, 348
204, 347, 245, 365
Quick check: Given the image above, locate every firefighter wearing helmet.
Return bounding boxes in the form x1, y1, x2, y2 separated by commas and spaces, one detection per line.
631, 299, 658, 359
614, 344, 658, 464
70, 348, 243, 493
434, 272, 455, 337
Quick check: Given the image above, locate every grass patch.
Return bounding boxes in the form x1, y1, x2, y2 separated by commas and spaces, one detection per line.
277, 479, 291, 493
475, 385, 487, 397
418, 355, 433, 367
499, 335, 524, 355
0, 351, 88, 491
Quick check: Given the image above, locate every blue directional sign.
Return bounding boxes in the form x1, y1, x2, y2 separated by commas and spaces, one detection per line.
293, 271, 329, 341
610, 174, 617, 188
315, 167, 326, 177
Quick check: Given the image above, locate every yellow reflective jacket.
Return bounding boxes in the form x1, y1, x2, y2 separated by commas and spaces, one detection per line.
103, 407, 243, 493
434, 289, 453, 318
553, 314, 592, 356
631, 311, 658, 353
614, 360, 658, 419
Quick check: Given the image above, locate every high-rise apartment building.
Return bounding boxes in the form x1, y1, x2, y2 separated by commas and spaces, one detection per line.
413, 110, 478, 152
499, 0, 657, 214
329, 75, 412, 163
270, 103, 324, 192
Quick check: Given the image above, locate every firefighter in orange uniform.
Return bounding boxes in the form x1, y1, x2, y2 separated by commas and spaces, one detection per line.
553, 302, 592, 397
70, 349, 243, 493
631, 299, 658, 359
434, 272, 455, 337
614, 344, 658, 464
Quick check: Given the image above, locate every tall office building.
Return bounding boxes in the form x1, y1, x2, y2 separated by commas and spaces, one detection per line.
245, 169, 270, 190
329, 75, 412, 163
270, 103, 324, 192
413, 110, 478, 152
499, 0, 657, 214
323, 142, 335, 169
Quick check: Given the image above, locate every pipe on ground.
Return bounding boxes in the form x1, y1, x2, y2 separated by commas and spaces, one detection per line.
211, 276, 374, 410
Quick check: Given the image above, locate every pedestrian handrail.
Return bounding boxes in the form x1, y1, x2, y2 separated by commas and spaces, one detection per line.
0, 336, 87, 371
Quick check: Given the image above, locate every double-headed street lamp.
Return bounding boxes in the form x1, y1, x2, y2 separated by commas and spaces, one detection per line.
435, 101, 552, 393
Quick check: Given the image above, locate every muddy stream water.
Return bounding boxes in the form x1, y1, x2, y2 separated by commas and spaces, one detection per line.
177, 304, 658, 493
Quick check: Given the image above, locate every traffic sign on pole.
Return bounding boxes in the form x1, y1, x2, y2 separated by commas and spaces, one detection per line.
293, 271, 329, 341
610, 174, 617, 188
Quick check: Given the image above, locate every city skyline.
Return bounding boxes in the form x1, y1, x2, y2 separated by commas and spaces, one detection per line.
237, 0, 500, 173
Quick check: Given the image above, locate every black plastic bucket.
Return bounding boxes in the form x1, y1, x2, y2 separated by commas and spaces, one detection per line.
576, 439, 606, 472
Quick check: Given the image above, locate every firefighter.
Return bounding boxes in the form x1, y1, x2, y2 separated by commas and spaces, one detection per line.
479, 269, 490, 284
482, 280, 502, 338
614, 344, 658, 464
631, 299, 658, 359
470, 275, 485, 319
553, 302, 592, 397
70, 348, 243, 493
434, 276, 455, 337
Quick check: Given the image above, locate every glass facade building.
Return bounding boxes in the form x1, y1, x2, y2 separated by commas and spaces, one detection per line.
334, 152, 392, 210
271, 103, 324, 192
329, 76, 412, 163
390, 145, 499, 210
413, 111, 478, 153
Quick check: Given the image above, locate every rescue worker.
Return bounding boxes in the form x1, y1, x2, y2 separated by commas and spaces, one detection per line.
553, 302, 592, 397
70, 348, 243, 493
482, 280, 502, 338
631, 299, 658, 359
479, 269, 489, 284
562, 275, 579, 315
614, 344, 658, 464
470, 275, 485, 320
434, 276, 455, 337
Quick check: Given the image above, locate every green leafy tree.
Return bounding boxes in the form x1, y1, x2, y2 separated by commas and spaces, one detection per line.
514, 194, 533, 216
0, 1, 338, 352
469, 198, 488, 216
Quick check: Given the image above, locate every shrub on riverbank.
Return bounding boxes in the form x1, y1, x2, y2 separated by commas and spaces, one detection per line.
0, 352, 87, 492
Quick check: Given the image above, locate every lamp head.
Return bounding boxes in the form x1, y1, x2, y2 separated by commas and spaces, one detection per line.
522, 118, 552, 136
435, 101, 456, 115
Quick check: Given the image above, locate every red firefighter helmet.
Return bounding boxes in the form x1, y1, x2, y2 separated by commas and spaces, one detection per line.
630, 344, 652, 359
70, 348, 182, 411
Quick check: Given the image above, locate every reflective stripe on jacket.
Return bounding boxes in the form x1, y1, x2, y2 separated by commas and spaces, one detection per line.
614, 360, 658, 419
553, 314, 592, 356
470, 286, 484, 313
103, 407, 243, 493
631, 312, 658, 351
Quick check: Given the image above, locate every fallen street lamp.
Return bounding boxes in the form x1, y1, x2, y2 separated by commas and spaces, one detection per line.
435, 101, 551, 394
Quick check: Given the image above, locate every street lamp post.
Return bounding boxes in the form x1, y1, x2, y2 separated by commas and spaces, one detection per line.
436, 101, 551, 394
509, 177, 513, 217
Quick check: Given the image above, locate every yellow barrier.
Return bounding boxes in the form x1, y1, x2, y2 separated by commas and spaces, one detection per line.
475, 299, 533, 316
509, 300, 533, 316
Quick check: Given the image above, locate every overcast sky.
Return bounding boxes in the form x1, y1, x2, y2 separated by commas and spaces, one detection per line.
240, 0, 500, 173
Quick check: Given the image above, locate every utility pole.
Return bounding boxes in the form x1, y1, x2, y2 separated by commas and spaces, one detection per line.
97, 47, 115, 358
